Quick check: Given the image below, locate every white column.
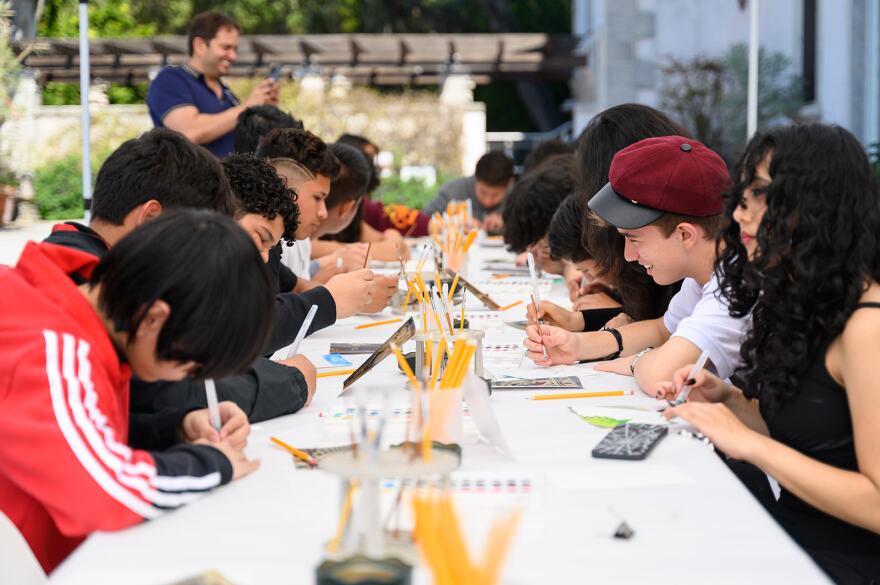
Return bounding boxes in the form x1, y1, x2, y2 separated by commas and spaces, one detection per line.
747, 0, 760, 141
78, 0, 92, 221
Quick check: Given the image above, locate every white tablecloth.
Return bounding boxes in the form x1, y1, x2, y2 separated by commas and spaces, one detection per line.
49, 238, 829, 585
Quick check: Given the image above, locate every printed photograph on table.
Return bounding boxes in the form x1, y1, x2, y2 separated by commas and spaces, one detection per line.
341, 318, 417, 392
491, 376, 583, 391
329, 342, 384, 355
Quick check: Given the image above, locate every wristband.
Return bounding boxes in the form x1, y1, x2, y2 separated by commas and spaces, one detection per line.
598, 326, 623, 360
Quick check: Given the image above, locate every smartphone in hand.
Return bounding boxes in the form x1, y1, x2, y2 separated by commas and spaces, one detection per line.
268, 64, 282, 83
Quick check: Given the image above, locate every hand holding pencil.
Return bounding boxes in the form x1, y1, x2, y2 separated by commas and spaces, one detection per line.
523, 322, 581, 366
181, 401, 251, 449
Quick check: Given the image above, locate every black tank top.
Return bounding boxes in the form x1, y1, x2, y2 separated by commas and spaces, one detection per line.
759, 302, 880, 580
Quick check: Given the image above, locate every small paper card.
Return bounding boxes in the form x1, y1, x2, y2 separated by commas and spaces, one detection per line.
322, 353, 352, 366
490, 376, 583, 391
329, 342, 383, 355
462, 372, 512, 457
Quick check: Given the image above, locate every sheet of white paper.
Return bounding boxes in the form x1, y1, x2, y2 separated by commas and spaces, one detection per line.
547, 464, 694, 491
498, 365, 600, 379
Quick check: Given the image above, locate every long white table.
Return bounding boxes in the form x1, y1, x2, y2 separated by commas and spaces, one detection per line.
50, 239, 829, 584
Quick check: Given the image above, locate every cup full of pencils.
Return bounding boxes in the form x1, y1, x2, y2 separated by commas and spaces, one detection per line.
433, 201, 477, 277
391, 334, 477, 454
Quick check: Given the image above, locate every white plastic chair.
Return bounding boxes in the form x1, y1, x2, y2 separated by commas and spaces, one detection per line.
0, 509, 46, 585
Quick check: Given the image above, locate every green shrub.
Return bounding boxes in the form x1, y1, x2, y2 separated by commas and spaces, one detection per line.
41, 82, 81, 106
870, 142, 880, 186
33, 154, 85, 219
373, 170, 456, 210
42, 81, 149, 105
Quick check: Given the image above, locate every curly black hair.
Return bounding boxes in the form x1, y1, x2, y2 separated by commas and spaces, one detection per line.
221, 153, 300, 246
502, 155, 574, 252
575, 103, 691, 321
717, 123, 880, 413
255, 128, 341, 180
234, 105, 303, 154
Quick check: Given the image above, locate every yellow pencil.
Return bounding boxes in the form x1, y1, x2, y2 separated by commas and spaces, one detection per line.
270, 436, 318, 467
327, 481, 357, 552
428, 338, 446, 390
529, 390, 634, 401
390, 342, 420, 389
461, 229, 478, 252
402, 279, 414, 308
425, 337, 433, 380
355, 318, 403, 330
498, 300, 523, 311
448, 273, 460, 302
316, 369, 357, 378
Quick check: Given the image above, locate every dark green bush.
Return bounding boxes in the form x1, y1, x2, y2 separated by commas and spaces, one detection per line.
373, 170, 456, 210
33, 154, 85, 219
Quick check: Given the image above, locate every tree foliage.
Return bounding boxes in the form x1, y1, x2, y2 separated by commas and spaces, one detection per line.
1, 1, 19, 121
661, 43, 804, 162
36, 0, 568, 37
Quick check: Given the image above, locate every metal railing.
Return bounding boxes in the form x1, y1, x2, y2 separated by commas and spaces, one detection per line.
485, 120, 574, 169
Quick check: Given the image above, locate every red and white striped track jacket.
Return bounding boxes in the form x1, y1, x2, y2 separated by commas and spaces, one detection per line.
0, 242, 232, 573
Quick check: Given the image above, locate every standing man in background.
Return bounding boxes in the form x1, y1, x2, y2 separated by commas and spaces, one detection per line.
422, 151, 515, 232
147, 11, 277, 158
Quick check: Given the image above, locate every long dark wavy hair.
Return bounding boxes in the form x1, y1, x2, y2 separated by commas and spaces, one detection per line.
718, 123, 880, 412
575, 103, 691, 320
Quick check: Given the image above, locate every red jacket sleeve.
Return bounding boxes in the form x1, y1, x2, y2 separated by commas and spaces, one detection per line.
0, 330, 232, 539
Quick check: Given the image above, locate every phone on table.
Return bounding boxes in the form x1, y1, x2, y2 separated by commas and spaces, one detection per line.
591, 423, 668, 461
268, 64, 282, 83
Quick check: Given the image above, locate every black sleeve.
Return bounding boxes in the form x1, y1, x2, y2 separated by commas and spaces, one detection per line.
264, 286, 337, 355
581, 307, 625, 332
278, 263, 298, 292
148, 444, 234, 495
129, 358, 310, 424
128, 407, 190, 451
268, 244, 298, 293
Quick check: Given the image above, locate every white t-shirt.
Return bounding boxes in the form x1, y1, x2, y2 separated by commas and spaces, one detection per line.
281, 238, 312, 279
663, 274, 748, 380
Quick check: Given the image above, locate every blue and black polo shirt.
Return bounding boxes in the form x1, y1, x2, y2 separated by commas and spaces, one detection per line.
146, 63, 240, 158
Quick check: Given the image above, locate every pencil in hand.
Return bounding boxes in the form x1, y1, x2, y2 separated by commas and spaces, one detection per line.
270, 436, 318, 467
363, 242, 372, 268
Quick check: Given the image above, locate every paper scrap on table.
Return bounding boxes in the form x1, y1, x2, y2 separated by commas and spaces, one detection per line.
323, 353, 352, 366
301, 351, 367, 370
570, 405, 667, 425
499, 365, 601, 379
547, 464, 694, 491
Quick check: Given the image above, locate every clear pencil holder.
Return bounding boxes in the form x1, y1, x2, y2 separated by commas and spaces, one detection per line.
412, 386, 464, 445
412, 329, 485, 379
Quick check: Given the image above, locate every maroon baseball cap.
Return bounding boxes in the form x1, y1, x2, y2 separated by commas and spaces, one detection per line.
588, 136, 731, 229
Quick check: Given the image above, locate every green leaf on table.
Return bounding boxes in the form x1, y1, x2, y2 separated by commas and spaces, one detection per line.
576, 414, 630, 428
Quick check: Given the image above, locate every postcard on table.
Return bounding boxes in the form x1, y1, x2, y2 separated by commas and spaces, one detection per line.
329, 342, 383, 355
490, 376, 583, 391
340, 317, 416, 393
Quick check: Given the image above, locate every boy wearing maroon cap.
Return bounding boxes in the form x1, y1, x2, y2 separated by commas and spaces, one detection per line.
525, 136, 749, 394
